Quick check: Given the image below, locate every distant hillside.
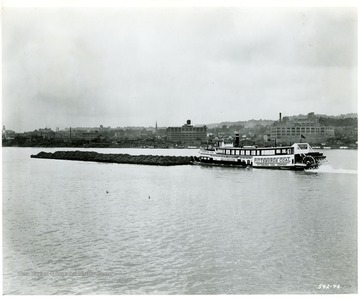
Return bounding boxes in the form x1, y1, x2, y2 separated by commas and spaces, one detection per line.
207, 119, 274, 129
318, 117, 358, 127
317, 113, 357, 119
284, 113, 357, 120
207, 113, 357, 129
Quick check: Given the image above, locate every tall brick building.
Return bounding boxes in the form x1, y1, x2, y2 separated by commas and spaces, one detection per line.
166, 120, 207, 145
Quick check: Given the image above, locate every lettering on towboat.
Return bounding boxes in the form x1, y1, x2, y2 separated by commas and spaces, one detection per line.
254, 156, 292, 166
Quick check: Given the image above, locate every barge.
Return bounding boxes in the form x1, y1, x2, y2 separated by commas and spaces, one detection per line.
198, 138, 326, 170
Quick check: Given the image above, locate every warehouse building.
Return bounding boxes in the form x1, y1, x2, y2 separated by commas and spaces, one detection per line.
166, 120, 207, 145
270, 112, 335, 144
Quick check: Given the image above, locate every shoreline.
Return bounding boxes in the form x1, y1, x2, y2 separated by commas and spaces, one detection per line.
3, 145, 357, 150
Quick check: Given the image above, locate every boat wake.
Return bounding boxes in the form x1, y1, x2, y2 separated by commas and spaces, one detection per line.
306, 164, 357, 175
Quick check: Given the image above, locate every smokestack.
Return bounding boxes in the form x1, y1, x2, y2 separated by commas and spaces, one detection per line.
235, 133, 240, 147
279, 112, 282, 123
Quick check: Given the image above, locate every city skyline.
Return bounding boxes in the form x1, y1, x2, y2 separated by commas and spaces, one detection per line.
3, 110, 358, 134
2, 4, 357, 132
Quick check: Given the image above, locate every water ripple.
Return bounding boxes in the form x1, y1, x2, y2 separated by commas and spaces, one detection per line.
2, 148, 358, 294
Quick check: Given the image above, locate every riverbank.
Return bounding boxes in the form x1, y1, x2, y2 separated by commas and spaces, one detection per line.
4, 142, 359, 150
31, 151, 198, 166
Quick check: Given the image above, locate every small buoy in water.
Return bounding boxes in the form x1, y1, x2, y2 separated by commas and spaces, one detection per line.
106, 191, 109, 194
148, 196, 150, 199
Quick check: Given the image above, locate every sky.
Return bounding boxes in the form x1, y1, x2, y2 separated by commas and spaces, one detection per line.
2, 4, 358, 132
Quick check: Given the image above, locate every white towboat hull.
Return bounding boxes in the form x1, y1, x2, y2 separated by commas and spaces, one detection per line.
197, 143, 326, 170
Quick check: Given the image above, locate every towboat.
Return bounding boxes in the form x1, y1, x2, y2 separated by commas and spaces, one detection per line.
198, 142, 326, 170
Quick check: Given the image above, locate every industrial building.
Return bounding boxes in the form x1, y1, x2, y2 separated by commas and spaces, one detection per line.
270, 112, 335, 144
166, 120, 207, 145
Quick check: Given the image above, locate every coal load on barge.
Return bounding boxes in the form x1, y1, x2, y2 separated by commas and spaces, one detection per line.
31, 151, 198, 166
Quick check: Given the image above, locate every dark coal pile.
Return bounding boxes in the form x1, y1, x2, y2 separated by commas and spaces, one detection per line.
31, 151, 199, 166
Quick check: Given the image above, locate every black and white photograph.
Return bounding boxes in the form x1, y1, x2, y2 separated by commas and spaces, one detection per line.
2, 0, 358, 295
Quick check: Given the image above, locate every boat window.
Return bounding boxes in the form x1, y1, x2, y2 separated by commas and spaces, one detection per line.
225, 150, 230, 155
276, 149, 281, 154
240, 150, 245, 155
263, 150, 275, 155
281, 149, 287, 154
257, 150, 261, 155
251, 150, 256, 155
235, 150, 240, 155
245, 150, 250, 155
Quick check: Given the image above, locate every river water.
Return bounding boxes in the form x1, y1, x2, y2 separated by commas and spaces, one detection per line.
2, 147, 357, 294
